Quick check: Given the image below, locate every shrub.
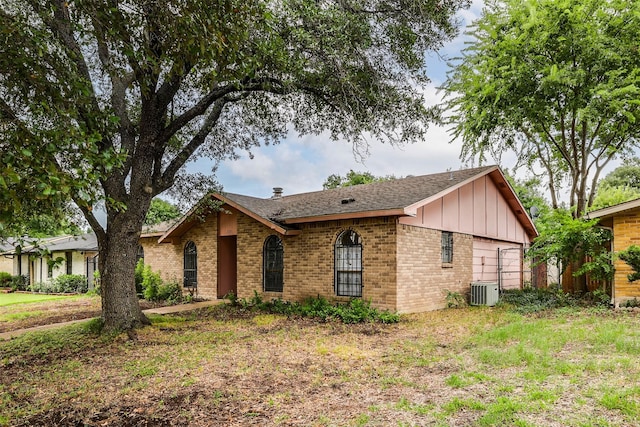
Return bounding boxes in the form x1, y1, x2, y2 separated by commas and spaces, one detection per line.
9, 275, 28, 291
499, 288, 585, 314
618, 245, 640, 282
52, 274, 88, 293
0, 271, 12, 286
134, 259, 145, 294
141, 265, 163, 301
445, 290, 467, 308
140, 265, 183, 303
235, 294, 400, 324
156, 280, 182, 303
30, 282, 54, 293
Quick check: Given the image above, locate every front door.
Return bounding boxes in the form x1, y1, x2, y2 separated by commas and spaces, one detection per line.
217, 236, 237, 298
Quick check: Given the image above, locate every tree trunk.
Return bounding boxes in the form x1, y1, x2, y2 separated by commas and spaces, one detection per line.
98, 218, 149, 331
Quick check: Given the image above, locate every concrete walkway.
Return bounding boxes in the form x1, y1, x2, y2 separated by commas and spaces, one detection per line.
0, 300, 220, 341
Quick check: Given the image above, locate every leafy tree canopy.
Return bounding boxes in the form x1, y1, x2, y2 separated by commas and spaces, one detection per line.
590, 159, 640, 210
528, 208, 613, 291
0, 0, 468, 330
441, 0, 640, 217
323, 170, 396, 189
144, 198, 182, 226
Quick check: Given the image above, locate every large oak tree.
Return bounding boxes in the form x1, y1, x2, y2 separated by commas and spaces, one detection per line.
0, 0, 468, 330
441, 0, 640, 217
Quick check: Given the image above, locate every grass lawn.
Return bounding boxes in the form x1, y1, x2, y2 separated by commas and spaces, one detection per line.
0, 292, 79, 307
1, 304, 640, 426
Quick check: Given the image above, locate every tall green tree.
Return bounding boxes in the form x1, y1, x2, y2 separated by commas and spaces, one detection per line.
144, 198, 182, 226
441, 0, 640, 217
322, 170, 396, 190
591, 159, 640, 210
0, 0, 468, 330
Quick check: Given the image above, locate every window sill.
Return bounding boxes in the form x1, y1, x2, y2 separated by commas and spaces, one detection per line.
441, 263, 454, 269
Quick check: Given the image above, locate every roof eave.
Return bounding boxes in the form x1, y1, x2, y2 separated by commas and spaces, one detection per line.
586, 198, 640, 220
158, 193, 300, 243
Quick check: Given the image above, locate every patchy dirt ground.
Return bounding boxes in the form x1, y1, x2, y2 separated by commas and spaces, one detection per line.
0, 296, 169, 333
1, 303, 639, 427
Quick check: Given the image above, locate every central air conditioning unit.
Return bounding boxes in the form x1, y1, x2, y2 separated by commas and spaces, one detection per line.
470, 282, 499, 306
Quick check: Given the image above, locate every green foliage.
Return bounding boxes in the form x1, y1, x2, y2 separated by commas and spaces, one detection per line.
52, 274, 88, 294
528, 209, 613, 283
499, 288, 579, 314
0, 272, 12, 286
499, 287, 611, 314
140, 265, 182, 303
141, 266, 163, 302
618, 245, 640, 282
591, 184, 640, 211
30, 274, 87, 294
232, 294, 400, 324
445, 290, 467, 308
598, 158, 640, 191
134, 259, 145, 294
144, 198, 182, 226
9, 275, 28, 291
441, 0, 640, 215
0, 0, 467, 330
322, 170, 397, 190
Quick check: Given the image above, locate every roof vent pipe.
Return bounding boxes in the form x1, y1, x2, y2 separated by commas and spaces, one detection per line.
272, 187, 283, 199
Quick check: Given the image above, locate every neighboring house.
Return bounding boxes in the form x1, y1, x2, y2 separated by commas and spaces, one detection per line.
0, 239, 16, 275
141, 166, 538, 313
587, 199, 640, 306
1, 234, 99, 287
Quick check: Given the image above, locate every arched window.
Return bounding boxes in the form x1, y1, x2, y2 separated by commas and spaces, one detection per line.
334, 230, 363, 297
183, 241, 197, 288
263, 235, 284, 292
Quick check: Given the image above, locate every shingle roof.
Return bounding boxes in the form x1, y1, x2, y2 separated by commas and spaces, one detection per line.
1, 234, 98, 254
222, 166, 497, 223
160, 165, 537, 242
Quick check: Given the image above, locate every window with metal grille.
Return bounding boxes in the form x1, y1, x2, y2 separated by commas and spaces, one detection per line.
441, 231, 453, 264
263, 235, 284, 292
183, 241, 197, 288
335, 230, 363, 297
136, 245, 144, 264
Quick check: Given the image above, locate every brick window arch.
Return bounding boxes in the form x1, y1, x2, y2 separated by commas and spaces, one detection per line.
334, 230, 363, 297
183, 241, 197, 289
263, 235, 284, 292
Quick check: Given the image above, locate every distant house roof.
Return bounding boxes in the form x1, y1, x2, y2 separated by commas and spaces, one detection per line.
160, 165, 537, 242
586, 198, 640, 220
141, 220, 178, 237
1, 234, 98, 255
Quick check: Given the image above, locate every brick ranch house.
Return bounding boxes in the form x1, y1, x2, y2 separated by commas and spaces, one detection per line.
587, 199, 640, 306
140, 165, 538, 313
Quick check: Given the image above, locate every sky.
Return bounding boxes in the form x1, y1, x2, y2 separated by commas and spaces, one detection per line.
186, 1, 488, 199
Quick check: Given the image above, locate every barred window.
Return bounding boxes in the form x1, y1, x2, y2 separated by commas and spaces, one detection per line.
335, 230, 363, 297
136, 245, 144, 264
442, 231, 453, 264
263, 235, 284, 292
183, 241, 197, 288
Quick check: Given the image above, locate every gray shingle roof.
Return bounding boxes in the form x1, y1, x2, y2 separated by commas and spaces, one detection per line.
1, 234, 98, 254
222, 166, 497, 223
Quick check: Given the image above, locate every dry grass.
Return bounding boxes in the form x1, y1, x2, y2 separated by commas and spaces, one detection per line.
1, 303, 639, 426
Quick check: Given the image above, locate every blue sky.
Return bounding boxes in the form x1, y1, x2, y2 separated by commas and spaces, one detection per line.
187, 1, 487, 199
